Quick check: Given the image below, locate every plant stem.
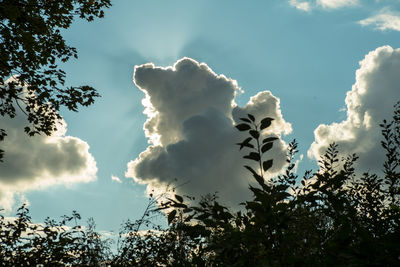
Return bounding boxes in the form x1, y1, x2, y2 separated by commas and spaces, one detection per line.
255, 123, 263, 178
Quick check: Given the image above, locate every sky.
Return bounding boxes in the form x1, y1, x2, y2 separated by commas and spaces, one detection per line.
1, 0, 400, 235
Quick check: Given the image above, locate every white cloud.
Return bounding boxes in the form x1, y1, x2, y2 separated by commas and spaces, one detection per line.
126, 58, 292, 207
290, 0, 312, 12
308, 46, 400, 174
0, 80, 97, 211
359, 9, 400, 32
111, 175, 122, 183
317, 0, 358, 9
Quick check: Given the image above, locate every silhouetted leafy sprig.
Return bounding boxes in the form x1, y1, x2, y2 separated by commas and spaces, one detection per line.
236, 114, 278, 188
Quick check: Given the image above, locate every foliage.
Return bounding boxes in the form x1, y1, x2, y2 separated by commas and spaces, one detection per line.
112, 189, 209, 266
124, 103, 400, 266
0, 205, 111, 266
1, 102, 399, 266
0, 0, 111, 161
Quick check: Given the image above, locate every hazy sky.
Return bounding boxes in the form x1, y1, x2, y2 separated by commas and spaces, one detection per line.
1, 0, 400, 234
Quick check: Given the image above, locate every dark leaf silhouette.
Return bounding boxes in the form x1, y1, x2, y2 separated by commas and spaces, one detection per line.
175, 194, 184, 203
172, 203, 187, 209
260, 117, 274, 130
168, 210, 177, 225
236, 137, 254, 150
244, 152, 260, 162
248, 114, 255, 122
240, 118, 252, 123
236, 123, 251, 131
261, 142, 273, 153
244, 165, 258, 176
245, 165, 265, 186
263, 136, 279, 143
249, 130, 260, 139
263, 159, 273, 172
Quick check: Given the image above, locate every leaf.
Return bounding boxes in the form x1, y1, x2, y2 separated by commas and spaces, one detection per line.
248, 114, 255, 122
184, 214, 195, 222
183, 208, 192, 213
253, 173, 265, 187
263, 159, 273, 172
196, 213, 210, 221
240, 117, 251, 123
247, 201, 264, 213
244, 165, 258, 176
261, 142, 273, 153
236, 137, 254, 150
244, 152, 260, 162
260, 117, 274, 130
244, 165, 266, 187
175, 194, 183, 203
263, 137, 278, 143
155, 206, 169, 211
240, 143, 254, 150
0, 129, 6, 141
167, 210, 177, 225
249, 130, 259, 139
172, 203, 187, 209
235, 123, 251, 131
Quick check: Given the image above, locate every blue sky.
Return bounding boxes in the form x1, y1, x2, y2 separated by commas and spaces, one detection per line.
1, 0, 400, 234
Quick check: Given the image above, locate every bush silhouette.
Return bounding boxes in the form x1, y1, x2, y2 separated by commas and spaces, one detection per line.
1, 102, 399, 266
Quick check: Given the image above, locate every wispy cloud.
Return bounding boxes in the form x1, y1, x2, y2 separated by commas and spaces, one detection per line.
289, 0, 312, 12
359, 9, 400, 32
289, 0, 358, 11
111, 175, 122, 183
317, 0, 358, 9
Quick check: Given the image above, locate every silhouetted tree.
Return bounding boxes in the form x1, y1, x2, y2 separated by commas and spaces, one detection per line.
0, 0, 111, 161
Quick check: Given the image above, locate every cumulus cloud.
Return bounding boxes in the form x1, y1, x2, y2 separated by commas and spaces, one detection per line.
308, 46, 400, 174
359, 9, 400, 32
126, 58, 292, 207
0, 80, 97, 210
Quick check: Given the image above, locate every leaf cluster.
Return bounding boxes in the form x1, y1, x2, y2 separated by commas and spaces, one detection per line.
0, 0, 111, 161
